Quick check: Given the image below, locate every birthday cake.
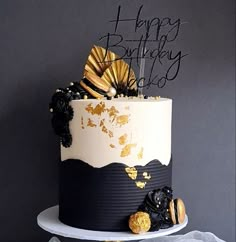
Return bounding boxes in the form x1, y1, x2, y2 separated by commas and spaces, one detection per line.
49, 46, 185, 232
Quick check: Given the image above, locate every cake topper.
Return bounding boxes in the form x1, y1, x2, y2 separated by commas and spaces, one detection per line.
81, 45, 138, 98
99, 4, 188, 90
138, 47, 146, 96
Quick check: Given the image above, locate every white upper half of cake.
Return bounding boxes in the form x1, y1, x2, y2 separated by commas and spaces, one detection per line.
61, 97, 172, 168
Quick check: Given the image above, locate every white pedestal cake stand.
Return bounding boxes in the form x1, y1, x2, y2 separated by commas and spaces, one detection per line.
37, 206, 188, 241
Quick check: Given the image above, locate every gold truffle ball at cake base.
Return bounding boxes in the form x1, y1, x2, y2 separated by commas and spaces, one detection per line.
129, 212, 151, 234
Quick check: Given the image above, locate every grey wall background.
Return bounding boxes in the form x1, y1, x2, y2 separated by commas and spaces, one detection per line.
0, 0, 235, 242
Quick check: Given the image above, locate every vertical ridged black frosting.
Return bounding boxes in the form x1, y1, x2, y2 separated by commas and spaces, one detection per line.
59, 158, 172, 231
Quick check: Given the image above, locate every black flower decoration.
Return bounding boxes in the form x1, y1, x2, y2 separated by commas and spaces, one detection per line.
50, 91, 69, 113
60, 133, 72, 148
139, 186, 174, 231
51, 114, 70, 136
49, 81, 90, 148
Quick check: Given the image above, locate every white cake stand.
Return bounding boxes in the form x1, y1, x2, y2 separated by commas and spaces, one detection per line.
37, 206, 188, 241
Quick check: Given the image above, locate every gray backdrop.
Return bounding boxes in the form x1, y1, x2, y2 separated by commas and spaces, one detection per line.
0, 0, 235, 242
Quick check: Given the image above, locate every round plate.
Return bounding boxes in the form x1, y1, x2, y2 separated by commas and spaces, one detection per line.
37, 206, 188, 241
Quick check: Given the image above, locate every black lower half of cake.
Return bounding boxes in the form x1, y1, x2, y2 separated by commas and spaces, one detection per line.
59, 158, 172, 231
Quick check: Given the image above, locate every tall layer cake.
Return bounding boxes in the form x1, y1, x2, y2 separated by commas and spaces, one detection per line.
59, 97, 172, 231
50, 46, 185, 232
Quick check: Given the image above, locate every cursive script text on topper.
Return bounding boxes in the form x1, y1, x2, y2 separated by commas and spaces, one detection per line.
99, 5, 187, 89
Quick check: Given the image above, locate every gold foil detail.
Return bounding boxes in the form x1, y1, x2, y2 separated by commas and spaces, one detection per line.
85, 102, 106, 116
85, 103, 93, 113
119, 134, 128, 145
100, 122, 113, 138
107, 106, 119, 119
120, 144, 137, 157
110, 144, 115, 148
81, 117, 84, 129
125, 167, 137, 180
84, 101, 130, 143
102, 125, 108, 134
108, 130, 113, 138
116, 115, 129, 126
93, 102, 106, 115
137, 147, 144, 159
87, 118, 96, 127
135, 181, 146, 189
100, 119, 105, 127
143, 172, 151, 180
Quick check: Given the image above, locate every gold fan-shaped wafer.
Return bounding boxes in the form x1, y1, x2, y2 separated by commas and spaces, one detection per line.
101, 59, 137, 91
81, 45, 137, 98
84, 45, 118, 76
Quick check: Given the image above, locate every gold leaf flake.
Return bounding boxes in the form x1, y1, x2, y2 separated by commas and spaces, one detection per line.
93, 102, 106, 115
85, 103, 93, 113
116, 115, 129, 126
143, 172, 151, 180
120, 143, 136, 157
107, 106, 119, 118
85, 102, 106, 116
119, 134, 128, 145
125, 167, 137, 180
108, 130, 113, 138
135, 181, 146, 189
100, 119, 105, 127
102, 125, 108, 134
81, 117, 84, 129
87, 118, 96, 127
137, 147, 144, 160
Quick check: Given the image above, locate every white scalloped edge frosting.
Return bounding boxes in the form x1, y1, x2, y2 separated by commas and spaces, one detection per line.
61, 97, 172, 168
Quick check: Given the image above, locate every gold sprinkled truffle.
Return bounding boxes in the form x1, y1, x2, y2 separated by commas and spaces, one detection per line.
129, 211, 151, 234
